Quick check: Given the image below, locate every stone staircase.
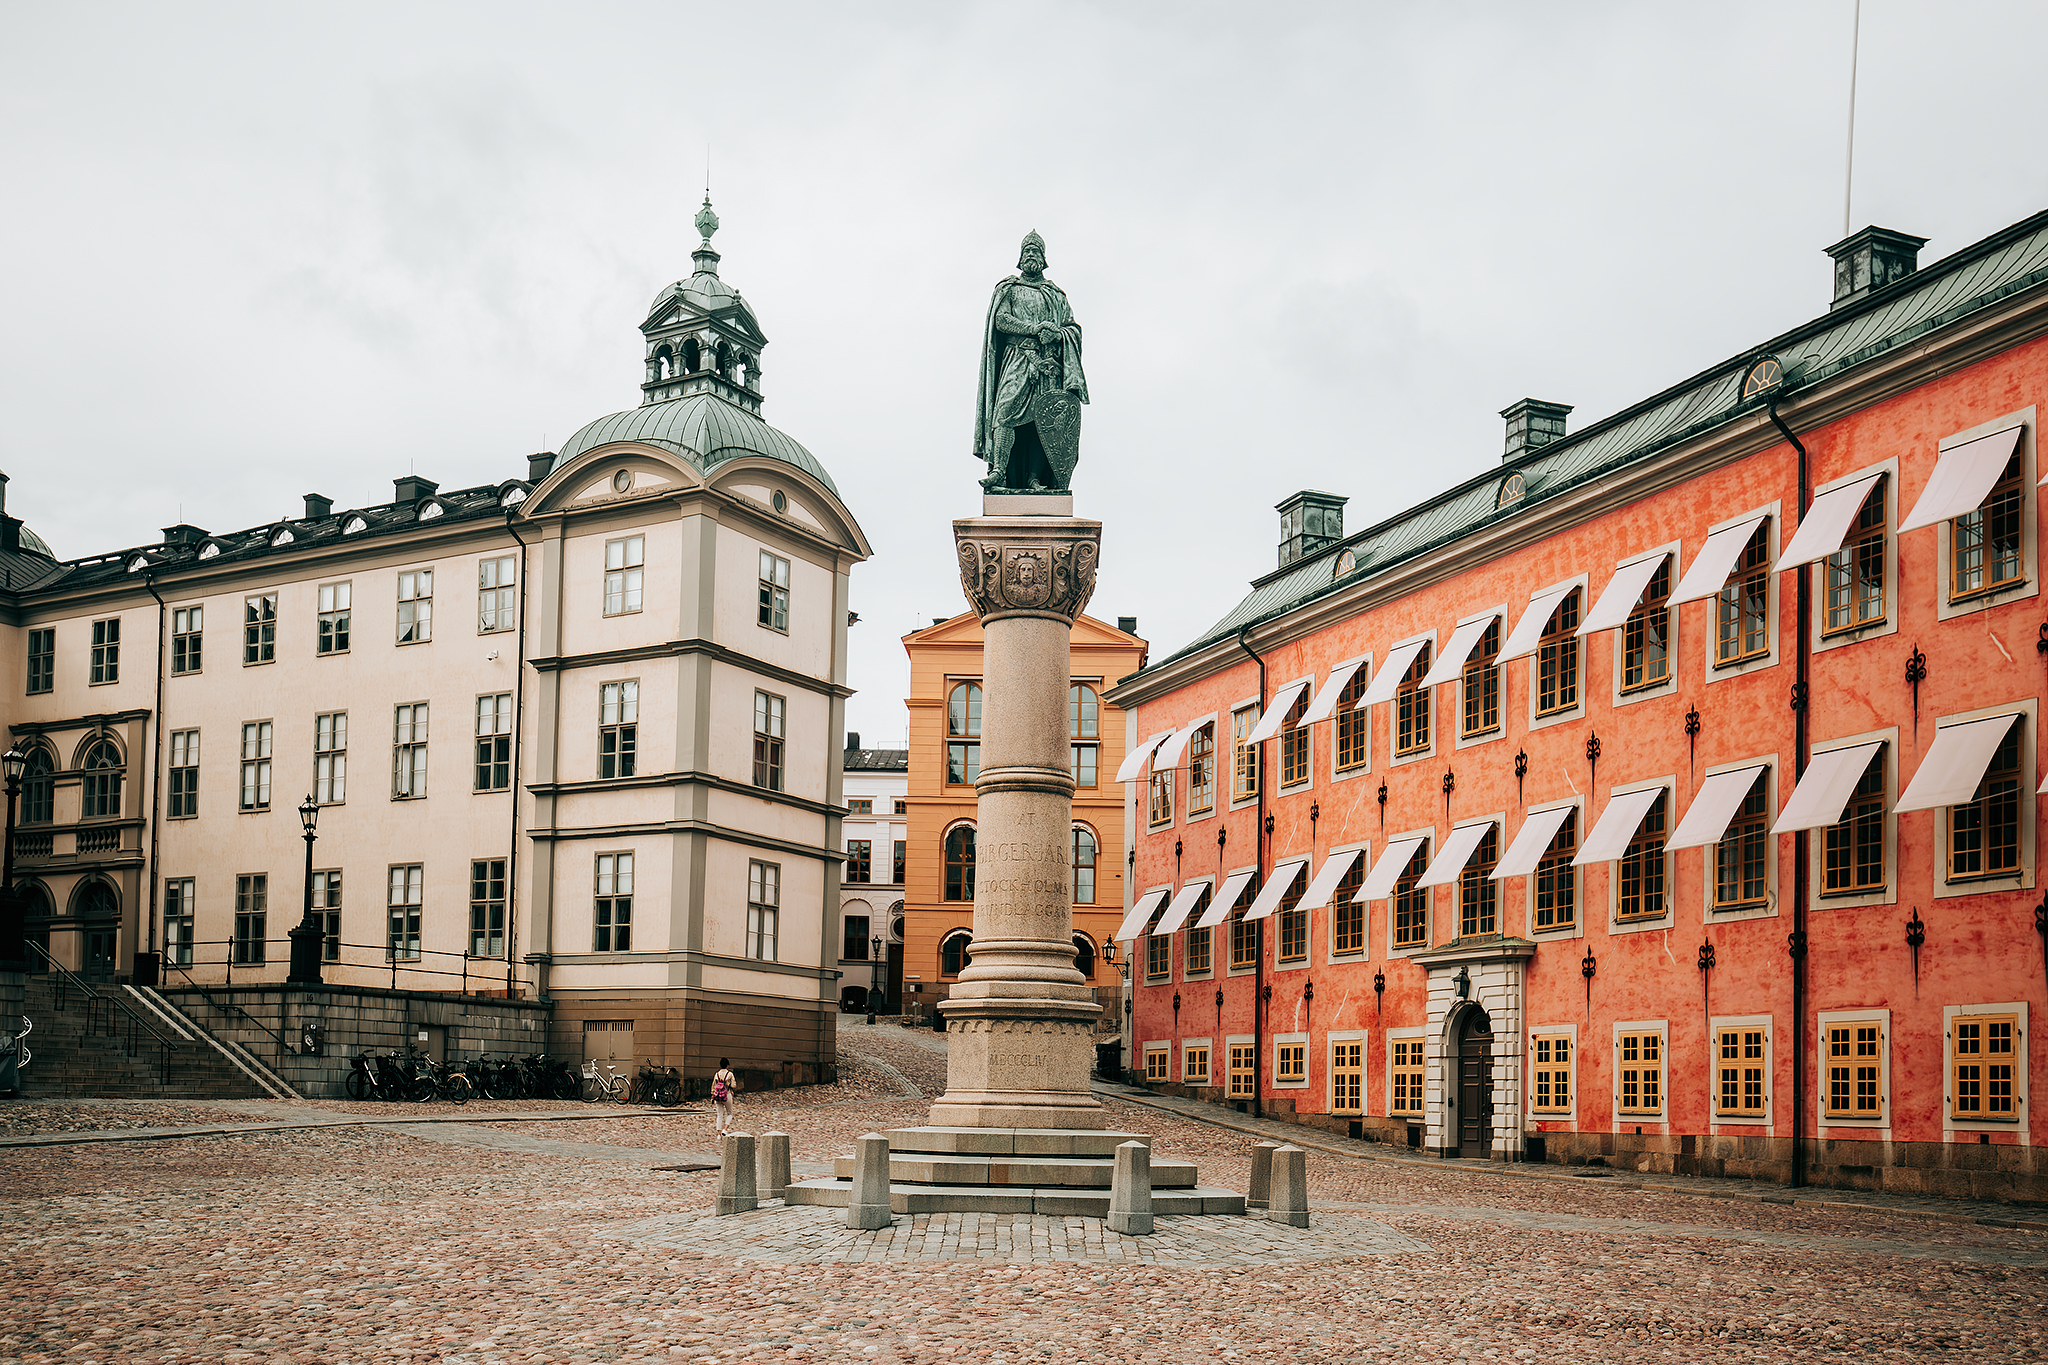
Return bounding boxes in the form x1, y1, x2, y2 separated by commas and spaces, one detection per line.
10, 976, 275, 1100
783, 1126, 1247, 1215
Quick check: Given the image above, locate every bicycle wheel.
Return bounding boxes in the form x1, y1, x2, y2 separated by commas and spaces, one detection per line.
408, 1074, 435, 1102
344, 1069, 371, 1101
655, 1078, 682, 1108
440, 1074, 473, 1105
554, 1071, 581, 1102
609, 1076, 632, 1103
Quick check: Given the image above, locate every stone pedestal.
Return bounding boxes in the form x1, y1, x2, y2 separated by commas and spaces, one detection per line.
930, 510, 1104, 1131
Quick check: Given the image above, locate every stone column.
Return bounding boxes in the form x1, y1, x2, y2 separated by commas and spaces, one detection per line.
930, 510, 1104, 1131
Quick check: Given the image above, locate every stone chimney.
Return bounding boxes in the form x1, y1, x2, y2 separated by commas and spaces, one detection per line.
161, 524, 209, 546
393, 475, 440, 507
527, 452, 555, 483
1276, 491, 1347, 569
1500, 399, 1572, 462
1827, 227, 1927, 310
303, 493, 333, 520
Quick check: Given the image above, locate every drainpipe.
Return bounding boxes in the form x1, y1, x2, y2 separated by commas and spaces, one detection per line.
503, 511, 531, 999
1768, 398, 1812, 1190
1236, 623, 1268, 1118
141, 573, 168, 974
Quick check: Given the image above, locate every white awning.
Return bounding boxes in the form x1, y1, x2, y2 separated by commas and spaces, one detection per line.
1901, 426, 2026, 531
1153, 722, 1200, 773
1671, 515, 1769, 604
1114, 731, 1175, 784
1577, 554, 1669, 635
1358, 638, 1432, 707
1298, 659, 1368, 724
1243, 680, 1312, 745
1666, 765, 1770, 850
1241, 858, 1311, 921
1358, 835, 1429, 901
1152, 881, 1211, 937
1572, 787, 1667, 865
1773, 741, 1886, 833
1114, 888, 1172, 942
1297, 848, 1366, 911
1418, 612, 1503, 687
1499, 582, 1579, 661
1894, 713, 2022, 812
1416, 819, 1498, 888
1778, 474, 1885, 567
1194, 869, 1259, 929
1491, 805, 1577, 879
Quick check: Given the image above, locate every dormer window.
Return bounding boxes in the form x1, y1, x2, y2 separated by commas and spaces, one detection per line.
1496, 472, 1526, 509
418, 500, 444, 521
499, 486, 529, 508
199, 541, 222, 560
343, 516, 368, 534
1334, 548, 1356, 579
271, 528, 295, 547
127, 555, 150, 573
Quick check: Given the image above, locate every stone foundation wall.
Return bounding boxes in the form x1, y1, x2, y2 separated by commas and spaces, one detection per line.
548, 989, 837, 1098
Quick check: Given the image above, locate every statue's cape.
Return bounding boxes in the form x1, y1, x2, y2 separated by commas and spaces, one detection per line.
974, 275, 1086, 467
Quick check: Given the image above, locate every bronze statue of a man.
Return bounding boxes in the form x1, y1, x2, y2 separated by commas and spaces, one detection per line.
974, 231, 1088, 493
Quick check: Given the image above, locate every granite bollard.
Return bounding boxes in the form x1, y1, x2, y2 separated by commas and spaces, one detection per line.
757, 1130, 791, 1201
716, 1132, 758, 1216
1247, 1141, 1278, 1210
846, 1131, 893, 1230
1267, 1144, 1309, 1228
1106, 1139, 1153, 1236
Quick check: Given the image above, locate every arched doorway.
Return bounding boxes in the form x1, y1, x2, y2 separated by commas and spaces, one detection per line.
1451, 1003, 1494, 1157
74, 880, 120, 980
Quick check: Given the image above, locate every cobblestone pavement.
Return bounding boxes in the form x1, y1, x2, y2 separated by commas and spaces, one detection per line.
0, 1015, 2043, 1363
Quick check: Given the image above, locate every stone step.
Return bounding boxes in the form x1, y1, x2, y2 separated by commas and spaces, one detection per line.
881, 1126, 1155, 1158
783, 1177, 1246, 1217
834, 1151, 1199, 1188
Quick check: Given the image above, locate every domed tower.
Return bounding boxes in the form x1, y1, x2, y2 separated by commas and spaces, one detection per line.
639, 197, 766, 412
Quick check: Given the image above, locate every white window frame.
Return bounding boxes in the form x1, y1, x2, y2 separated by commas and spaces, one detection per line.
1934, 407, 2037, 623
1274, 673, 1316, 793
1181, 1035, 1213, 1086
1810, 726, 1898, 911
1382, 826, 1437, 961
1526, 574, 1589, 733
1611, 1019, 1670, 1128
1386, 1026, 1427, 1120
1606, 775, 1676, 935
1810, 458, 1900, 655
1931, 699, 2036, 902
1271, 1030, 1310, 1089
1142, 1042, 1172, 1083
1700, 753, 1780, 925
1326, 653, 1374, 783
1224, 1033, 1257, 1100
1707, 1013, 1774, 1129
1522, 796, 1584, 941
478, 556, 517, 635
395, 570, 432, 646
1527, 1023, 1578, 1123
1228, 696, 1262, 811
1451, 603, 1510, 752
1817, 1008, 1891, 1134
1323, 838, 1371, 963
1180, 710, 1221, 823
604, 535, 645, 616
1609, 544, 1680, 709
1702, 503, 1781, 685
1942, 1001, 2029, 1134
1387, 629, 1439, 769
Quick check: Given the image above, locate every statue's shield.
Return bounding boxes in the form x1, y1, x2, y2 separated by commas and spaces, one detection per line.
1030, 388, 1082, 490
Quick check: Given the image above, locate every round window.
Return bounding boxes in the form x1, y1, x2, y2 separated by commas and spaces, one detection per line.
1496, 472, 1526, 509
1334, 548, 1356, 579
612, 469, 634, 493
771, 490, 788, 512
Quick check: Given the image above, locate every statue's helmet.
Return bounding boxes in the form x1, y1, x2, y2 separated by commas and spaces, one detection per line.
1018, 230, 1046, 267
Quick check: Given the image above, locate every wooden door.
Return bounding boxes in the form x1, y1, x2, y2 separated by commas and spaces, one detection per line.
1456, 1008, 1494, 1157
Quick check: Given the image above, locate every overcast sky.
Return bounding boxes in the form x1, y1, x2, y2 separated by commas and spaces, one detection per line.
5, 2, 2046, 744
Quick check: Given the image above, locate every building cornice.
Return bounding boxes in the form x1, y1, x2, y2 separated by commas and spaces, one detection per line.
11, 709, 152, 737
527, 637, 855, 700
525, 816, 845, 864
527, 768, 850, 820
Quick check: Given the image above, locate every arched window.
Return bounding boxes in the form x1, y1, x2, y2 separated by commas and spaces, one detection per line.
716, 341, 733, 380
21, 743, 54, 825
944, 825, 976, 901
653, 345, 674, 380
947, 683, 982, 785
1069, 684, 1099, 788
682, 338, 701, 373
1071, 933, 1096, 981
80, 738, 123, 820
1072, 825, 1098, 904
940, 929, 973, 977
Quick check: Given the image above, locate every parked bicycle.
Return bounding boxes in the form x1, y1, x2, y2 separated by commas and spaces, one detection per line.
581, 1059, 632, 1103
630, 1061, 683, 1107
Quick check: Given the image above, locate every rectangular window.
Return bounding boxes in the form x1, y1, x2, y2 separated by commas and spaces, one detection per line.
1188, 722, 1217, 813
1227, 1042, 1256, 1098
90, 618, 120, 685
1229, 893, 1259, 970
1823, 751, 1887, 894
1231, 706, 1260, 802
604, 536, 644, 615
475, 693, 512, 792
387, 864, 422, 960
1395, 643, 1432, 756
1824, 481, 1887, 632
1714, 1026, 1770, 1118
239, 721, 273, 812
1622, 559, 1671, 692
1952, 1013, 2019, 1121
1276, 871, 1308, 964
1531, 1034, 1572, 1113
393, 703, 428, 799
397, 570, 433, 644
168, 730, 199, 818
1331, 1040, 1362, 1113
244, 593, 277, 664
1460, 621, 1501, 737
1336, 668, 1370, 771
1951, 454, 2025, 600
1331, 856, 1367, 955
846, 839, 872, 883
233, 874, 267, 964
1616, 791, 1668, 920
1536, 589, 1580, 716
315, 712, 347, 805
894, 798, 907, 815
758, 550, 790, 631
478, 556, 516, 633
1186, 924, 1213, 975
1458, 825, 1499, 937
948, 682, 981, 785
597, 680, 639, 780
842, 914, 870, 962
1950, 723, 2022, 882
1279, 688, 1311, 788
1144, 1046, 1171, 1083
1148, 769, 1173, 827
752, 691, 785, 791
594, 853, 633, 952
1533, 810, 1577, 931
747, 860, 780, 961
26, 627, 53, 694
1275, 1041, 1307, 1084
1618, 1031, 1664, 1114
317, 582, 351, 654
1184, 1043, 1210, 1084
1712, 774, 1771, 910
1071, 742, 1097, 788
1825, 1020, 1884, 1122
892, 839, 906, 884
1390, 1039, 1424, 1115
1145, 929, 1171, 981
847, 798, 873, 815
1715, 527, 1770, 665
171, 608, 202, 675
1393, 841, 1431, 948
163, 878, 194, 967
313, 870, 341, 961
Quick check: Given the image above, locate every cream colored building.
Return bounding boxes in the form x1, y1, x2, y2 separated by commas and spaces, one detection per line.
1, 206, 870, 1086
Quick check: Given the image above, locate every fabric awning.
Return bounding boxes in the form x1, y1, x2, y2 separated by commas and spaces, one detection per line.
1499, 582, 1579, 661
1572, 787, 1667, 865
1901, 426, 2026, 531
1419, 612, 1503, 687
1666, 764, 1770, 850
1114, 731, 1176, 784
1241, 858, 1311, 921
1416, 819, 1498, 888
1114, 887, 1171, 941
1297, 848, 1366, 910
1243, 680, 1312, 744
1358, 638, 1432, 707
1773, 741, 1885, 833
1672, 515, 1769, 604
1194, 868, 1259, 929
1894, 713, 2022, 812
1152, 722, 1200, 773
1779, 474, 1885, 567
1577, 554, 1669, 635
1358, 835, 1429, 901
1152, 881, 1211, 937
1298, 659, 1368, 724
1491, 805, 1577, 880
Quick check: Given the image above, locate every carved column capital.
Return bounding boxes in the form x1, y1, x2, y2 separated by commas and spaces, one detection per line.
953, 516, 1101, 626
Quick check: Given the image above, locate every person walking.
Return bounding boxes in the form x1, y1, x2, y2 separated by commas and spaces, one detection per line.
711, 1058, 740, 1136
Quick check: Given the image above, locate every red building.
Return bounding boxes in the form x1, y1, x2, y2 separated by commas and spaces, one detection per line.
1106, 215, 2048, 1202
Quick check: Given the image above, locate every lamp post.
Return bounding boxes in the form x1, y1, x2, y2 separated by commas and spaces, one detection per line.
866, 933, 883, 1024
1, 745, 26, 967
1102, 938, 1127, 1077
286, 795, 324, 985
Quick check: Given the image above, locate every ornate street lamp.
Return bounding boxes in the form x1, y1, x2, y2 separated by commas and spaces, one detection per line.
867, 933, 883, 1025
286, 795, 324, 985
0, 745, 26, 967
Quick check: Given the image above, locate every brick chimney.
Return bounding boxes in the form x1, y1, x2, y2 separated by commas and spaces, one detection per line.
1826, 227, 1927, 310
1500, 399, 1572, 462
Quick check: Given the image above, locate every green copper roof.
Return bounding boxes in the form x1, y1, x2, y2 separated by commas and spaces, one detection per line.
553, 392, 839, 496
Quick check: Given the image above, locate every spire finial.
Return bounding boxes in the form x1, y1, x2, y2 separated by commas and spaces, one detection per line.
695, 193, 719, 246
